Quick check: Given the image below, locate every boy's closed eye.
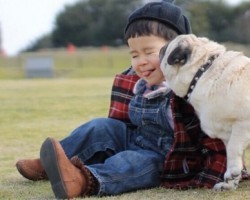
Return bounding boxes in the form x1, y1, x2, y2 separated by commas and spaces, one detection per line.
145, 51, 157, 55
144, 48, 160, 55
131, 54, 139, 59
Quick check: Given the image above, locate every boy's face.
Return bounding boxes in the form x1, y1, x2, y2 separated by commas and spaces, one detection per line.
128, 35, 167, 86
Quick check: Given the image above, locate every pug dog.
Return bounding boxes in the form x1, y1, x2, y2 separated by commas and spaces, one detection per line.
160, 34, 250, 191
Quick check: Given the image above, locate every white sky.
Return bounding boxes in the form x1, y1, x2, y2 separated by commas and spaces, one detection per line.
0, 0, 246, 56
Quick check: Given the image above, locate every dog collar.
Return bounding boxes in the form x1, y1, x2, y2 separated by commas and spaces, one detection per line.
183, 55, 218, 101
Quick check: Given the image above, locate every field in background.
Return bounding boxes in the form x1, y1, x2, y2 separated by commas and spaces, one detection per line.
0, 42, 250, 80
0, 46, 131, 79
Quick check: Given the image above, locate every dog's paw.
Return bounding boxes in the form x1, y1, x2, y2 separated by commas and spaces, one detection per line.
224, 166, 242, 180
213, 181, 237, 191
213, 175, 240, 191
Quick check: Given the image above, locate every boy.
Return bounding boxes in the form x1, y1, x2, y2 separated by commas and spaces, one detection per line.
17, 0, 243, 199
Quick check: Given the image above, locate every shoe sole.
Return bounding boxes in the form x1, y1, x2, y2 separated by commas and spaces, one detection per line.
40, 138, 68, 199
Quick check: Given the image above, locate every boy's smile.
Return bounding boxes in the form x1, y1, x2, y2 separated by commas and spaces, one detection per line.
128, 35, 167, 86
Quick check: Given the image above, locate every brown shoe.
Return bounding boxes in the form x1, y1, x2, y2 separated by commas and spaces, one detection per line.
16, 158, 47, 181
40, 137, 98, 199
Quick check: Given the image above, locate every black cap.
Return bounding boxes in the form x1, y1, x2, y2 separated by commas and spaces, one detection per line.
124, 0, 191, 35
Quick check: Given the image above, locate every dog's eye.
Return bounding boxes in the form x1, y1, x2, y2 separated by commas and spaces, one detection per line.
167, 47, 191, 65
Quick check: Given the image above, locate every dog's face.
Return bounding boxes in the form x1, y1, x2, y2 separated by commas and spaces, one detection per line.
160, 34, 225, 97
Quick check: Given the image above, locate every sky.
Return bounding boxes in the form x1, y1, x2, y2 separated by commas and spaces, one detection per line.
0, 0, 247, 56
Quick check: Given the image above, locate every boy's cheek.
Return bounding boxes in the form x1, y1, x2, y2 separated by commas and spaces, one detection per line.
131, 60, 137, 69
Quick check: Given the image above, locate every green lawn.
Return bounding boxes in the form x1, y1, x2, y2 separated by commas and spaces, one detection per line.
0, 78, 250, 199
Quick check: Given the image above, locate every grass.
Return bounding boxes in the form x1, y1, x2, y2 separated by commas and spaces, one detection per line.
0, 78, 250, 199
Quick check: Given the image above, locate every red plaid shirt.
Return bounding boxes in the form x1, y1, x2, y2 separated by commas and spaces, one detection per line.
108, 68, 249, 189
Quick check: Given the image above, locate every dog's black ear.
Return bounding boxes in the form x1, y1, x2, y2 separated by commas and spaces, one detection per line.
167, 46, 191, 65
159, 44, 168, 62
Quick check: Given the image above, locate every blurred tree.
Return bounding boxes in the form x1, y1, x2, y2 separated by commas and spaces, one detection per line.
24, 34, 53, 52
51, 0, 143, 47
177, 0, 250, 44
176, 0, 210, 36
23, 0, 250, 53
230, 2, 250, 43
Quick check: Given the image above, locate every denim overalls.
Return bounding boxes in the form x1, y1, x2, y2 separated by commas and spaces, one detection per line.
60, 79, 173, 195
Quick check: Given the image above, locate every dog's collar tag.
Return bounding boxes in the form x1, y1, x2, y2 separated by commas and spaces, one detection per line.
184, 55, 218, 101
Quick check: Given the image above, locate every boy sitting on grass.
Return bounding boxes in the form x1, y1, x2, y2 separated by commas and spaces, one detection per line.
16, 0, 249, 199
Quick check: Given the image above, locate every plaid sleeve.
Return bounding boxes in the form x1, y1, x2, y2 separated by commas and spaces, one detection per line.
108, 68, 140, 126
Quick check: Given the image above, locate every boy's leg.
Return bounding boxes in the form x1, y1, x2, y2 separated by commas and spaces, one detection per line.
41, 137, 164, 197
60, 117, 129, 162
87, 149, 164, 195
40, 138, 98, 199
16, 117, 128, 181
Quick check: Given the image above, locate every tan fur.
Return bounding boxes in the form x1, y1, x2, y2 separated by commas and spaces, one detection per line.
160, 34, 250, 190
